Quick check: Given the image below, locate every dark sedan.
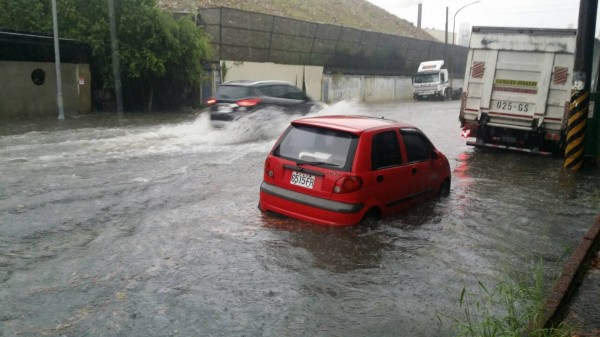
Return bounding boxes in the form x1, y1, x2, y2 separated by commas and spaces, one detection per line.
207, 80, 323, 127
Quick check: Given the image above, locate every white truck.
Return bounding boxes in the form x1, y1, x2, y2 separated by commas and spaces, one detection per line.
412, 60, 462, 100
459, 26, 577, 155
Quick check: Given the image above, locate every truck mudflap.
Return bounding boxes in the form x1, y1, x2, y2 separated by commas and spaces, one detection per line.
466, 139, 553, 156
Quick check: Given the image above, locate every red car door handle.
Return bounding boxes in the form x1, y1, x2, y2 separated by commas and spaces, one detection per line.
376, 175, 384, 182
412, 168, 417, 174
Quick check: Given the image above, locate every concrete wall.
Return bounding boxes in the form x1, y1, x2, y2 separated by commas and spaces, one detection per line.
0, 61, 91, 117
322, 75, 465, 103
214, 61, 465, 104
323, 75, 414, 102
221, 61, 324, 101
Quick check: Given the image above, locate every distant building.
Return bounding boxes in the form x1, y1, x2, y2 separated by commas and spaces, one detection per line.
423, 28, 455, 44
424, 26, 471, 47
0, 29, 92, 118
458, 23, 471, 47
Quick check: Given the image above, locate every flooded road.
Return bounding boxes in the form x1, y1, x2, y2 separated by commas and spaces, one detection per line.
1, 101, 599, 337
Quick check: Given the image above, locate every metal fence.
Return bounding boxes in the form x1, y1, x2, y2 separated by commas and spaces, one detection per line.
197, 7, 467, 77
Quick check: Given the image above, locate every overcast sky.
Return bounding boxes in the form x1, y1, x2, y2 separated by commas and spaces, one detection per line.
365, 0, 594, 33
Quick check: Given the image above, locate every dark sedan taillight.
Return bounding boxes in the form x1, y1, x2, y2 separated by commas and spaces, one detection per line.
206, 98, 217, 105
237, 98, 261, 107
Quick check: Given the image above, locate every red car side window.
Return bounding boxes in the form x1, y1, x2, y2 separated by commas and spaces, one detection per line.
401, 131, 431, 163
371, 131, 403, 170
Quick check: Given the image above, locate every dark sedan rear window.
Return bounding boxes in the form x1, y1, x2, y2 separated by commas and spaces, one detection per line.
259, 85, 306, 100
216, 85, 252, 99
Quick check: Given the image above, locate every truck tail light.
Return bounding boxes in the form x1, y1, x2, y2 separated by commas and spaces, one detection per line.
461, 127, 471, 138
545, 133, 561, 141
334, 176, 362, 194
237, 98, 261, 107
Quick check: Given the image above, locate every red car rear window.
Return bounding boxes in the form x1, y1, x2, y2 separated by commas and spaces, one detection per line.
274, 125, 358, 171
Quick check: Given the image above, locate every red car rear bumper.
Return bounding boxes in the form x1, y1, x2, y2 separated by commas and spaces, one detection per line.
259, 182, 365, 226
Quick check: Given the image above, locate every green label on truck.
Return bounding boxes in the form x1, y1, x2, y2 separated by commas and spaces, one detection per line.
495, 79, 538, 87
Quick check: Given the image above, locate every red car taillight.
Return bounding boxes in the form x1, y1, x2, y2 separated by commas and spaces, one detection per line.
237, 98, 261, 107
334, 176, 362, 193
206, 98, 217, 105
264, 157, 274, 177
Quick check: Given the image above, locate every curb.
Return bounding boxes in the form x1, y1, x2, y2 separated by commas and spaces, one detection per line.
540, 215, 600, 329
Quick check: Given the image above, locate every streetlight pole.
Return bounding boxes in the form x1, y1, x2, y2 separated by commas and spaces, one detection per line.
453, 0, 480, 47
444, 7, 448, 62
450, 0, 480, 84
51, 0, 65, 120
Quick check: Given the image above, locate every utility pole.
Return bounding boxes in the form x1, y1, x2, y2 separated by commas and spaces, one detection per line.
444, 7, 448, 62
417, 3, 422, 29
108, 0, 124, 117
563, 0, 598, 171
51, 0, 65, 120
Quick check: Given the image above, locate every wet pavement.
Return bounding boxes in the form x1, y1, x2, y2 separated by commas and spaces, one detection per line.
1, 100, 599, 337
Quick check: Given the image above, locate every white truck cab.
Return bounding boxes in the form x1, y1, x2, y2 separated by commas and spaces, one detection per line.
412, 60, 452, 100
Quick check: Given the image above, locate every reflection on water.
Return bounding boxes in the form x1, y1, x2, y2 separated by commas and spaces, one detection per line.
261, 217, 392, 273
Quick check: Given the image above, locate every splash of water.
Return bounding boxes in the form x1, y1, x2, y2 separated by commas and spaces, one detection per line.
0, 101, 367, 167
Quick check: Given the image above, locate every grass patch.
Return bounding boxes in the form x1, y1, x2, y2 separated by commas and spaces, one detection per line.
440, 262, 577, 337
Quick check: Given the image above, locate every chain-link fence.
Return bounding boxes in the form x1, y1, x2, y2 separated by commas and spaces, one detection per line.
198, 7, 467, 77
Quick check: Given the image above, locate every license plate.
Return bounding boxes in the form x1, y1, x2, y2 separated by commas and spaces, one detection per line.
502, 135, 517, 144
290, 171, 315, 189
494, 101, 530, 113
217, 105, 233, 113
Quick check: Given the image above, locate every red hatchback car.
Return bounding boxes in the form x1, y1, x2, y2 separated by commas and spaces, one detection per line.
259, 115, 451, 226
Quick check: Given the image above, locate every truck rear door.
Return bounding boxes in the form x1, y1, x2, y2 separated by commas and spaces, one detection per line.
486, 51, 556, 131
464, 27, 575, 135
463, 49, 498, 124
545, 53, 573, 134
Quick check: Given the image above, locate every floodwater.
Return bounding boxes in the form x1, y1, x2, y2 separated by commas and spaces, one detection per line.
1, 101, 599, 337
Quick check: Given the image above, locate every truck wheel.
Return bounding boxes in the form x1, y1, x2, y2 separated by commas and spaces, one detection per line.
452, 88, 462, 100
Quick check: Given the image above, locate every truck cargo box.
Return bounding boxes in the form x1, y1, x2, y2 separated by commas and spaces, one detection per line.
459, 26, 577, 155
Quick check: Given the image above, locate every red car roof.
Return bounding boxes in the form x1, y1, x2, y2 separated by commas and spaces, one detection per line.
291, 115, 415, 135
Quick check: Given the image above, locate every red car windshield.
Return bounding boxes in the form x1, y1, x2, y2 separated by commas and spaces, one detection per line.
273, 125, 358, 171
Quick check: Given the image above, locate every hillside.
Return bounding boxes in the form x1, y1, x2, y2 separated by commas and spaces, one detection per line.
157, 0, 435, 41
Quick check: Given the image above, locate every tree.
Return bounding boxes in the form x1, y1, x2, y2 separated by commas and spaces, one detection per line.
0, 0, 52, 32
0, 0, 212, 112
116, 0, 211, 111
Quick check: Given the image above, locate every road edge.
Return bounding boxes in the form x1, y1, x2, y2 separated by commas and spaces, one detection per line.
540, 215, 600, 329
